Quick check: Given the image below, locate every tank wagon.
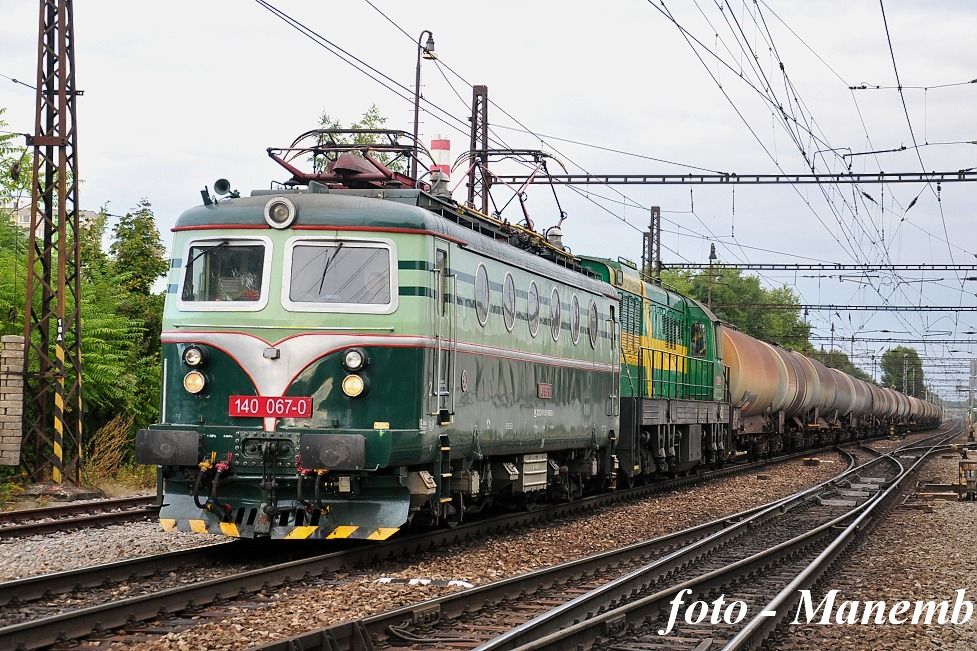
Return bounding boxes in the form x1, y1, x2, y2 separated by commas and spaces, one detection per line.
136, 129, 941, 540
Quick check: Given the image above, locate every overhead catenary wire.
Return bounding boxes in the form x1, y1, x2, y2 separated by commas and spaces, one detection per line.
879, 0, 957, 271
647, 0, 880, 319
850, 78, 977, 91
758, 5, 968, 356
359, 0, 738, 266
254, 1, 476, 145
363, 0, 908, 309
260, 0, 692, 263
728, 3, 956, 348
371, 0, 964, 356
264, 0, 970, 370
649, 1, 865, 264
0, 71, 35, 90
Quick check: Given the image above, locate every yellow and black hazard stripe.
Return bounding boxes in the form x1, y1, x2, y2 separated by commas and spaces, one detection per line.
159, 518, 399, 541
52, 322, 66, 484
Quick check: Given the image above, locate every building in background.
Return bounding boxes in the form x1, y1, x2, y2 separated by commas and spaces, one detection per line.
1, 199, 98, 238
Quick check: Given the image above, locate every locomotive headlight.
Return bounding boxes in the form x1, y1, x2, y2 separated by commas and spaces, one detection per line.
183, 370, 207, 394
342, 348, 369, 372
341, 374, 366, 398
182, 345, 206, 368
263, 196, 297, 229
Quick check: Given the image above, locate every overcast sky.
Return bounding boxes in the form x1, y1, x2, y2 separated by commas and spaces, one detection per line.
1, 1, 974, 398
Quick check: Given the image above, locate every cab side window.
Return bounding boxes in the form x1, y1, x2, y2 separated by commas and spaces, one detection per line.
691, 321, 707, 357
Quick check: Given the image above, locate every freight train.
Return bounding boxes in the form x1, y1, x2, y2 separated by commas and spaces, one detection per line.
136, 129, 941, 540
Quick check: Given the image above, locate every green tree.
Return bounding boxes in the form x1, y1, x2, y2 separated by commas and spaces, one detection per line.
110, 199, 168, 295
0, 108, 31, 202
0, 109, 29, 336
314, 104, 406, 173
108, 199, 167, 426
660, 267, 812, 351
881, 346, 925, 395
0, 195, 145, 436
78, 206, 111, 281
0, 112, 26, 481
0, 215, 27, 335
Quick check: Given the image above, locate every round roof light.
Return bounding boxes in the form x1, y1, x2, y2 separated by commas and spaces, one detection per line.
183, 346, 206, 368
343, 348, 368, 372
264, 196, 297, 229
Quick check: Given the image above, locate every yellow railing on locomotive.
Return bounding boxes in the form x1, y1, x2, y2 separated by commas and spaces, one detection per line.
636, 346, 715, 401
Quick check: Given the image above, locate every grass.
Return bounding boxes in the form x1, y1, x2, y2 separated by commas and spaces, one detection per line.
83, 414, 134, 485
115, 463, 157, 489
82, 414, 157, 496
0, 480, 24, 509
90, 465, 157, 497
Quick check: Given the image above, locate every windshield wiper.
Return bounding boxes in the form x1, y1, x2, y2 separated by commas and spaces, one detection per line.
182, 240, 229, 300
185, 240, 229, 268
316, 242, 344, 295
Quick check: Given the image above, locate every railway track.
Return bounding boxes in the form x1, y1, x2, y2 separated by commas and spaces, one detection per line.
248, 423, 962, 651
0, 495, 159, 539
0, 435, 870, 650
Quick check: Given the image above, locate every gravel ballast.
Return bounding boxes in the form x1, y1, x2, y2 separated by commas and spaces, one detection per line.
770, 438, 977, 650
0, 521, 222, 581
75, 453, 846, 650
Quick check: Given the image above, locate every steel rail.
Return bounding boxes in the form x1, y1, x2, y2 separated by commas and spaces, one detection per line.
473, 450, 906, 651
245, 446, 861, 651
474, 429, 956, 651
724, 424, 964, 650
0, 449, 822, 609
0, 543, 234, 608
0, 496, 159, 539
248, 494, 847, 651
0, 437, 876, 650
492, 425, 961, 651
854, 443, 884, 459
0, 495, 155, 525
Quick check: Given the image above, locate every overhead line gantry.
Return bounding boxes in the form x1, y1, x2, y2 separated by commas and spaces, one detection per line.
491, 170, 977, 186
712, 304, 977, 312
806, 337, 977, 344
663, 263, 977, 272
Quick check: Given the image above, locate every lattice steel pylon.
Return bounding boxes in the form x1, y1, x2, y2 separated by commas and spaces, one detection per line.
22, 0, 83, 484
466, 84, 490, 215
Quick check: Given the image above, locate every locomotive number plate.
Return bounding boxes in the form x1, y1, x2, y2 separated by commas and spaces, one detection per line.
229, 396, 312, 419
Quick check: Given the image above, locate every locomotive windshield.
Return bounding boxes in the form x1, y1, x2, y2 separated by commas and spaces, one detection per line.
288, 242, 391, 305
181, 241, 265, 302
